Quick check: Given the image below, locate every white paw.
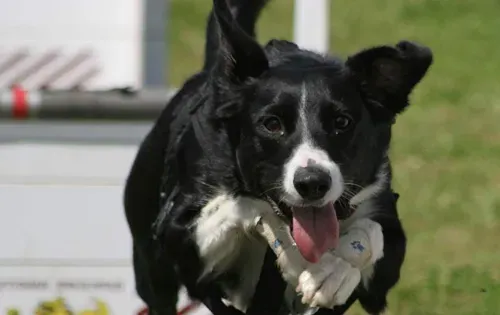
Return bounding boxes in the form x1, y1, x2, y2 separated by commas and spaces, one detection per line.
297, 253, 361, 309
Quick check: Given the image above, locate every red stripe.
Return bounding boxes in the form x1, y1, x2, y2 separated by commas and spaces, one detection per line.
12, 85, 28, 118
177, 302, 200, 315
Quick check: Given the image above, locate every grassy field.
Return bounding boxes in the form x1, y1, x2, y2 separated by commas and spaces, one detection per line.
167, 1, 500, 314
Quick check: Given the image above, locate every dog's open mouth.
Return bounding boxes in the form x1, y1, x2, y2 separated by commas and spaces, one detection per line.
266, 197, 340, 263
291, 203, 339, 263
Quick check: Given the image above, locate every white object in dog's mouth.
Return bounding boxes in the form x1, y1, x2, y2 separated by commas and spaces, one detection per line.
291, 202, 339, 263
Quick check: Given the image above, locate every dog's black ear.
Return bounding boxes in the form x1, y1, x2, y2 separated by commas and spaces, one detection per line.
212, 0, 269, 84
263, 39, 300, 62
265, 39, 299, 53
347, 40, 433, 120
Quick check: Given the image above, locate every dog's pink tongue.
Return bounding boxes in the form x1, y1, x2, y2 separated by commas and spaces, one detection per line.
292, 203, 339, 263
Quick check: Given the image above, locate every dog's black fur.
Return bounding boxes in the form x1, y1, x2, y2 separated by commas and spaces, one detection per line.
124, 0, 433, 314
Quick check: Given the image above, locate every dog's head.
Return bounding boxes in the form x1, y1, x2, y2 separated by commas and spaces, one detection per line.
210, 0, 433, 262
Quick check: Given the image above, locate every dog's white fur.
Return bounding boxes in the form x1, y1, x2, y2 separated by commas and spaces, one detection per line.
193, 176, 386, 312
349, 162, 389, 207
193, 194, 266, 278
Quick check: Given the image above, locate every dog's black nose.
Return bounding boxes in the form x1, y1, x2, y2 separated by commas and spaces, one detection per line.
293, 166, 331, 201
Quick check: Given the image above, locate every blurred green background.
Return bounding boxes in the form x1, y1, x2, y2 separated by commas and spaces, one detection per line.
168, 1, 500, 314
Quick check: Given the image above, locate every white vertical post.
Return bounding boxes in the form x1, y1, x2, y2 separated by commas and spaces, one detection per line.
293, 0, 330, 54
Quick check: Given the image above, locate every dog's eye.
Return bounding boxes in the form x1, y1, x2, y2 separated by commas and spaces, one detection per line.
262, 116, 284, 135
334, 115, 352, 131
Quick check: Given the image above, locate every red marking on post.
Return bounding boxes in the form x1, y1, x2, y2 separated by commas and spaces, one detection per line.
12, 85, 28, 118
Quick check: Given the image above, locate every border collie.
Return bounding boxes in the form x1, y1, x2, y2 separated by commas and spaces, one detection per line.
124, 0, 433, 314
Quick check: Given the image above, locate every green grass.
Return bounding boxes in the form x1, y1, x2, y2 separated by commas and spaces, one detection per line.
167, 1, 500, 314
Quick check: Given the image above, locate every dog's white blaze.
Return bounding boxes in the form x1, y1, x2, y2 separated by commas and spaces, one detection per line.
283, 83, 344, 206
299, 83, 311, 142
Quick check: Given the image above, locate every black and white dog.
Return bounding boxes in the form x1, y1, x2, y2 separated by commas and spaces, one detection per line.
124, 0, 433, 314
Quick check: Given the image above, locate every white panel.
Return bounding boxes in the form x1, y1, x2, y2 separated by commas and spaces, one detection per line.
0, 185, 132, 262
0, 143, 137, 185
0, 0, 143, 89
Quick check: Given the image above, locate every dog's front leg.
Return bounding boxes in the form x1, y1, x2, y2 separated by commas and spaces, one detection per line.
254, 212, 308, 287
297, 218, 384, 309
355, 192, 406, 314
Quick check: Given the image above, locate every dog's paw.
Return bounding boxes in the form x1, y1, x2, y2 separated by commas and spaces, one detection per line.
296, 253, 361, 309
